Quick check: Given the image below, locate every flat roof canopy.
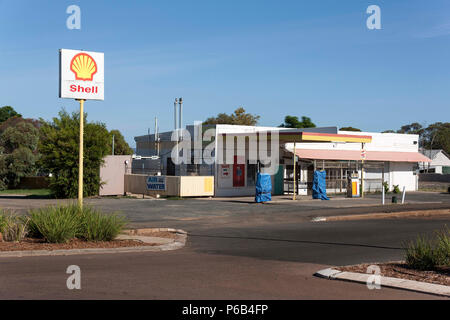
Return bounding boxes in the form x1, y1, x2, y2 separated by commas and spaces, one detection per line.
221, 129, 372, 143
293, 149, 431, 163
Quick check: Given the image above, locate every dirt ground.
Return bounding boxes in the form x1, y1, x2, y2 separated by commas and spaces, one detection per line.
0, 238, 152, 251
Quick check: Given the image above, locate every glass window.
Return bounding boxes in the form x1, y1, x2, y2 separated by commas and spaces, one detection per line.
247, 161, 257, 187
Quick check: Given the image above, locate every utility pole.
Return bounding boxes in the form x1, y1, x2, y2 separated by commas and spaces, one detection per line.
174, 98, 179, 165
179, 97, 183, 138
428, 132, 436, 173
148, 128, 151, 157
155, 117, 159, 157
178, 97, 183, 175
174, 98, 178, 132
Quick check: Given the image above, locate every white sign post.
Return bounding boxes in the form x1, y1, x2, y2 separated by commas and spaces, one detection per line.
59, 49, 104, 207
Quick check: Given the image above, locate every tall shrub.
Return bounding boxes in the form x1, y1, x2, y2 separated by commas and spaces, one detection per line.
0, 121, 40, 189
39, 110, 110, 198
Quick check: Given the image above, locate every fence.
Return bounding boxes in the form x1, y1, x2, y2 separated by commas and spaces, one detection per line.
16, 177, 49, 189
419, 173, 450, 183
124, 174, 214, 197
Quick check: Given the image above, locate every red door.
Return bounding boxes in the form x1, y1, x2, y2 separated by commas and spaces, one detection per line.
233, 156, 245, 187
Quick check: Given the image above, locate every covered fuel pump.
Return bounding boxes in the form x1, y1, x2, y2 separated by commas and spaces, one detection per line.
255, 173, 272, 203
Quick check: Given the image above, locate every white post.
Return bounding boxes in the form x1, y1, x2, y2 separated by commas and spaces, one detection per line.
382, 183, 385, 205
401, 186, 406, 204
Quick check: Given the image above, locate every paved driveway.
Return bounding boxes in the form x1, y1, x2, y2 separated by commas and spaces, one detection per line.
0, 192, 448, 299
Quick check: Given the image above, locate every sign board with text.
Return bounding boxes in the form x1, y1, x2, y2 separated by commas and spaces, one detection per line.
146, 176, 166, 191
59, 49, 104, 100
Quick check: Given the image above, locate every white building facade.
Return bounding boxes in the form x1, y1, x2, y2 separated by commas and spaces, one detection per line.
134, 125, 430, 197
419, 149, 450, 174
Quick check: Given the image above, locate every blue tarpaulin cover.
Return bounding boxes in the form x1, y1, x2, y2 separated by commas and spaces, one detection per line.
255, 173, 272, 203
312, 170, 329, 200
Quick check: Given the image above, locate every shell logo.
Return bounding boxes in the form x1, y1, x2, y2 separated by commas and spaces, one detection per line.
70, 53, 97, 81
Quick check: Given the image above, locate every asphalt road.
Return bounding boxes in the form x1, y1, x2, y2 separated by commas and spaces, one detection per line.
0, 192, 449, 299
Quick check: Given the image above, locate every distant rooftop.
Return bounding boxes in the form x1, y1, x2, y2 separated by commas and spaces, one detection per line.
419, 148, 447, 160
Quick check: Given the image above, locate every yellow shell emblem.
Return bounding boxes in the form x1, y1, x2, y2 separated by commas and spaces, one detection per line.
70, 53, 97, 81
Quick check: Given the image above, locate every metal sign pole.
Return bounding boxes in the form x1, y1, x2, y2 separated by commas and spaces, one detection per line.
293, 142, 296, 200
78, 99, 85, 208
361, 143, 365, 198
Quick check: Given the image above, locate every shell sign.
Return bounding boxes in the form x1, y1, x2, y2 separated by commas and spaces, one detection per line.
59, 49, 104, 100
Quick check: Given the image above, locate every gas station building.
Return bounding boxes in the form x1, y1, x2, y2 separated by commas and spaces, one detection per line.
129, 124, 430, 198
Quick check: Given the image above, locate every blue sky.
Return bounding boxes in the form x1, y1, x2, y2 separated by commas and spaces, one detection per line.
1, 0, 449, 146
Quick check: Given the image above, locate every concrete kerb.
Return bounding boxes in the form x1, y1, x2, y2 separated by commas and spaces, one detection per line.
0, 228, 188, 258
311, 208, 450, 222
315, 268, 450, 298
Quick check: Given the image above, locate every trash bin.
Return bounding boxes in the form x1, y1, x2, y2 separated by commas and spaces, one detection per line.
392, 196, 398, 203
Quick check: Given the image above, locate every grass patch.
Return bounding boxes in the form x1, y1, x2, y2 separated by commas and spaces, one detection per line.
0, 212, 6, 232
27, 204, 127, 243
0, 210, 28, 242
0, 189, 53, 199
0, 189, 52, 196
79, 207, 126, 241
404, 225, 450, 270
28, 205, 81, 243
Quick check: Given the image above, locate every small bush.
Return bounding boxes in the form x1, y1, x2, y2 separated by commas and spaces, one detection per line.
404, 226, 450, 270
28, 204, 81, 243
435, 226, 450, 267
404, 236, 436, 270
0, 212, 6, 232
382, 182, 389, 194
0, 212, 28, 242
79, 206, 126, 241
27, 204, 126, 243
392, 185, 400, 194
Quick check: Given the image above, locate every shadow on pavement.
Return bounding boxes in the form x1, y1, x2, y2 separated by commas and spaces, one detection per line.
188, 233, 403, 250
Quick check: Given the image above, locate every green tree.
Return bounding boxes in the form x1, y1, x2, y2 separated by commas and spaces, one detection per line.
39, 110, 110, 198
109, 130, 133, 155
0, 106, 21, 124
0, 116, 41, 134
422, 122, 450, 154
340, 126, 361, 132
397, 122, 424, 135
0, 121, 39, 189
279, 115, 316, 128
204, 107, 260, 126
0, 122, 39, 153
